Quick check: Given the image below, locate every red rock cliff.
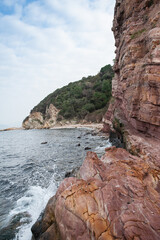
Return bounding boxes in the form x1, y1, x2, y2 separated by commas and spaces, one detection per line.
103, 0, 160, 162
112, 0, 160, 135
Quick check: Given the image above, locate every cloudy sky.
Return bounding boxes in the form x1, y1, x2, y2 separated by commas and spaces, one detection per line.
0, 0, 115, 128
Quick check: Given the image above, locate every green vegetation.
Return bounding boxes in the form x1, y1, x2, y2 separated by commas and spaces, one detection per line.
131, 29, 146, 40
31, 64, 114, 121
146, 0, 153, 8
113, 117, 124, 133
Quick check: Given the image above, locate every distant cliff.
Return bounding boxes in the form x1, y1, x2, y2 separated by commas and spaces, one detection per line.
23, 65, 113, 129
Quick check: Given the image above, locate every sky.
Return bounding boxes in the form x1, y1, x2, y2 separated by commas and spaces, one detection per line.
0, 0, 115, 128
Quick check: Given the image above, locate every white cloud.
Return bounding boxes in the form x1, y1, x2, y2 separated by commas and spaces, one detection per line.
0, 0, 115, 127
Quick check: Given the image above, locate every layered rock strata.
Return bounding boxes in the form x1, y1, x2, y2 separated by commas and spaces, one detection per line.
32, 147, 160, 240
22, 104, 59, 129
103, 0, 160, 154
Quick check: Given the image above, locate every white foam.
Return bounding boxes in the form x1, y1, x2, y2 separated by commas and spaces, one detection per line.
9, 177, 57, 240
95, 140, 112, 154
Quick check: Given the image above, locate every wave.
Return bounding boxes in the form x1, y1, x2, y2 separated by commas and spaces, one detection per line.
95, 139, 112, 155
7, 176, 57, 240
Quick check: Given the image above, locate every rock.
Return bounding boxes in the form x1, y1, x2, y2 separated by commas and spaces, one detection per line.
103, 0, 160, 137
85, 147, 91, 150
41, 142, 48, 145
64, 167, 80, 178
22, 104, 59, 129
31, 196, 60, 240
103, 0, 160, 160
32, 148, 160, 240
109, 131, 125, 148
76, 143, 81, 146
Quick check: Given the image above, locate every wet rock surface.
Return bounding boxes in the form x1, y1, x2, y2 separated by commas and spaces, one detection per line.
32, 148, 160, 240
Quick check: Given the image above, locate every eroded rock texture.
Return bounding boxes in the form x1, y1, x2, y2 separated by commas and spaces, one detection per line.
114, 0, 160, 134
22, 104, 59, 129
103, 0, 160, 153
32, 148, 160, 240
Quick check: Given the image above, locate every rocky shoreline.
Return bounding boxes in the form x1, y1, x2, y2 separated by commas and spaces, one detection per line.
30, 0, 160, 239
31, 146, 160, 240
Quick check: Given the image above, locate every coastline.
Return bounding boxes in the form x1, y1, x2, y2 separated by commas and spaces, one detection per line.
0, 127, 23, 132
0, 123, 103, 132
51, 123, 103, 131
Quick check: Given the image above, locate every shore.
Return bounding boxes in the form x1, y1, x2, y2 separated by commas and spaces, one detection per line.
51, 123, 103, 131
0, 127, 23, 132
0, 123, 103, 132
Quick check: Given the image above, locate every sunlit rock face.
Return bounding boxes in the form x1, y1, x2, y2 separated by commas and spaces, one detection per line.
22, 104, 59, 129
31, 148, 160, 240
104, 0, 160, 138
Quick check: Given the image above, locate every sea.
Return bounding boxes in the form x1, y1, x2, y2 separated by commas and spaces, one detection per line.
0, 128, 111, 240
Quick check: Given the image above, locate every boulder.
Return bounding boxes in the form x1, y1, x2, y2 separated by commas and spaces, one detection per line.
32, 148, 160, 240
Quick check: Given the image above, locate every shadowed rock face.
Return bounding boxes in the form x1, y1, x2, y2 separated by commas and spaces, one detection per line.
31, 148, 160, 240
103, 0, 160, 139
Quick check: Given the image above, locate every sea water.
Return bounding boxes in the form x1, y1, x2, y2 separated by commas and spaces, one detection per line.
0, 128, 111, 240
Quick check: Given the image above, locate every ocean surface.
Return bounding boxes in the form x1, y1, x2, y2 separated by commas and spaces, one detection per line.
0, 128, 111, 240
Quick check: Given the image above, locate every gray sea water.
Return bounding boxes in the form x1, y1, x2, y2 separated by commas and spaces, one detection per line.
0, 128, 111, 240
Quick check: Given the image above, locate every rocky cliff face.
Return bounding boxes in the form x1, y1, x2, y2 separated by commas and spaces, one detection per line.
113, 0, 160, 135
22, 104, 59, 129
103, 0, 160, 159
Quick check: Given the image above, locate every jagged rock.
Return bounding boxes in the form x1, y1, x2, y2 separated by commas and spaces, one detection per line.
32, 148, 160, 240
85, 147, 91, 150
103, 0, 160, 159
23, 104, 59, 129
64, 167, 80, 178
103, 0, 160, 135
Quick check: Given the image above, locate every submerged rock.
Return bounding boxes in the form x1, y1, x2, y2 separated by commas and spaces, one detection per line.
31, 147, 160, 240
85, 147, 91, 150
41, 142, 48, 145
